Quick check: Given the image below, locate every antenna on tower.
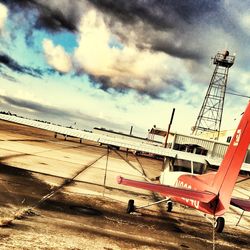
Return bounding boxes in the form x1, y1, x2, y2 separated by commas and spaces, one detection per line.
192, 50, 235, 140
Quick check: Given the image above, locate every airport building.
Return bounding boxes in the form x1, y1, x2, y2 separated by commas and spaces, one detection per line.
148, 126, 250, 172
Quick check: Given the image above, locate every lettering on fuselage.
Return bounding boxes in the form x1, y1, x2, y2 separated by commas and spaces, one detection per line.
233, 129, 241, 146
175, 180, 200, 209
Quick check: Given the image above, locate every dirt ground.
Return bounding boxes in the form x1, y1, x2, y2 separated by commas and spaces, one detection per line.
0, 120, 249, 250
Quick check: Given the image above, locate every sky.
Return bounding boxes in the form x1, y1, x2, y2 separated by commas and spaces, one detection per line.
0, 0, 250, 137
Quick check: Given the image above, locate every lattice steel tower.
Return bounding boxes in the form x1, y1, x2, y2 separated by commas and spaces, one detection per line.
193, 51, 235, 140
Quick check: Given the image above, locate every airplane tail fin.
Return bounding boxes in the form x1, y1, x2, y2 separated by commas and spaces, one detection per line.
212, 101, 250, 215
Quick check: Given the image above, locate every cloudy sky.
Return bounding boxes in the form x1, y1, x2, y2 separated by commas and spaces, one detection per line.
0, 0, 250, 137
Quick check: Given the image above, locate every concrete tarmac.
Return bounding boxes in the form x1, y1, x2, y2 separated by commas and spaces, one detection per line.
0, 120, 249, 249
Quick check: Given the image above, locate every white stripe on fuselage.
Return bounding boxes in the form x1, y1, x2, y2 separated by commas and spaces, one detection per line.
160, 169, 200, 209
160, 169, 191, 186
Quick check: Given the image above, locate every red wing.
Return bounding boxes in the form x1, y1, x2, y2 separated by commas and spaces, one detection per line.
230, 197, 250, 211
117, 176, 216, 203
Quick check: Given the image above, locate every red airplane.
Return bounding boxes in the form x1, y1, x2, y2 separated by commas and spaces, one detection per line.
117, 102, 250, 233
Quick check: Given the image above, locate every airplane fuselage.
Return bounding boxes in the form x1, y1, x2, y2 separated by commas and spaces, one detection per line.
160, 169, 218, 215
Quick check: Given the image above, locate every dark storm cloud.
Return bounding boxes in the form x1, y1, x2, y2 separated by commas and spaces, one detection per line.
150, 41, 201, 60
89, 75, 129, 94
87, 0, 223, 60
1, 0, 238, 62
1, 0, 79, 32
0, 71, 18, 82
88, 74, 185, 100
88, 0, 221, 28
34, 6, 77, 32
3, 0, 221, 34
0, 95, 87, 120
2, 0, 224, 60
0, 95, 63, 115
0, 52, 62, 78
0, 52, 43, 78
140, 78, 186, 100
89, 0, 248, 65
1, 0, 243, 60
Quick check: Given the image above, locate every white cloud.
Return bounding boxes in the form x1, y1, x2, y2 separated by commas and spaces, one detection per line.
0, 3, 8, 31
238, 14, 250, 35
74, 9, 184, 95
43, 39, 72, 73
